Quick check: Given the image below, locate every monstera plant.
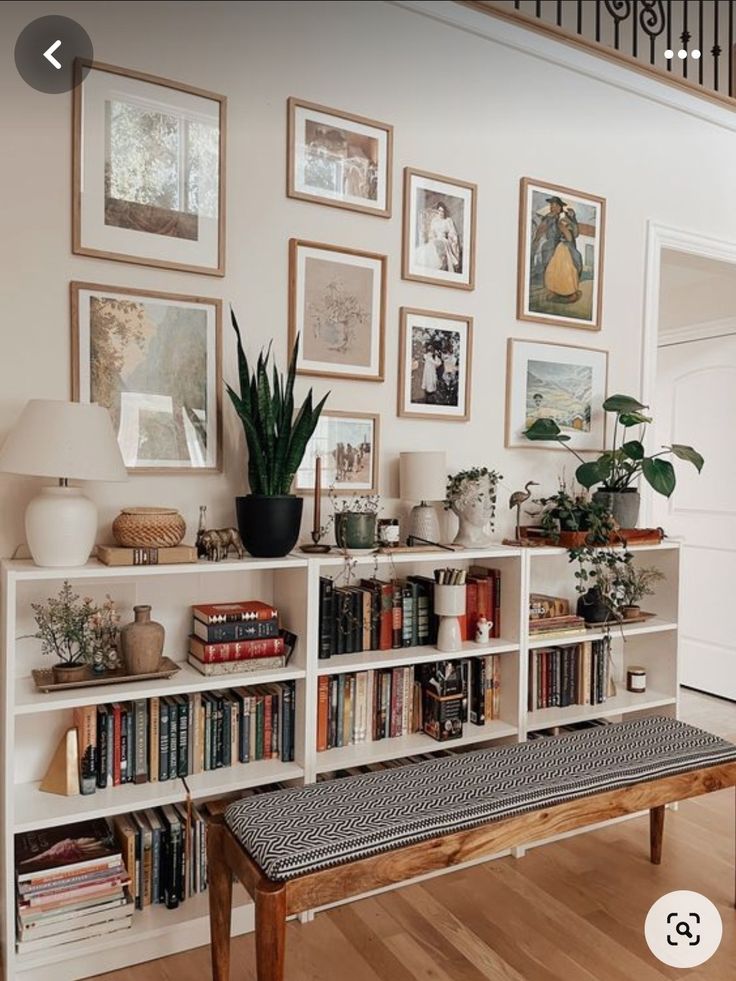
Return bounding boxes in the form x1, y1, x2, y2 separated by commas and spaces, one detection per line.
227, 310, 328, 556
524, 394, 704, 528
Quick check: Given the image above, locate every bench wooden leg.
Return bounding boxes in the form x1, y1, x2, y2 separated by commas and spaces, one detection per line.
208, 820, 234, 981
255, 879, 287, 981
650, 805, 665, 865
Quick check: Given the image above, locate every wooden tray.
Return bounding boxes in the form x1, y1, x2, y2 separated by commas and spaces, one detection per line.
31, 657, 181, 693
584, 611, 656, 628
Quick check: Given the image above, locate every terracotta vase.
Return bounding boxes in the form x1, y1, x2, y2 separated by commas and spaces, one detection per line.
121, 605, 165, 674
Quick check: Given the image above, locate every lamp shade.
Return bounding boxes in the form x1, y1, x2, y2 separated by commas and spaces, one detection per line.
0, 400, 128, 482
399, 451, 446, 503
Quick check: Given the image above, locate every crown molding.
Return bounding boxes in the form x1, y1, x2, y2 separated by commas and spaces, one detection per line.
659, 316, 736, 347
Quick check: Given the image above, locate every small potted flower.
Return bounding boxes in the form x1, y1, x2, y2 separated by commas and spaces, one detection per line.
616, 565, 665, 619
25, 581, 97, 684
331, 492, 381, 550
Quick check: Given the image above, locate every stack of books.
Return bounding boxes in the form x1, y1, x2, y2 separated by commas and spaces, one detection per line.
528, 640, 611, 711
529, 593, 585, 640
15, 819, 132, 956
188, 601, 292, 676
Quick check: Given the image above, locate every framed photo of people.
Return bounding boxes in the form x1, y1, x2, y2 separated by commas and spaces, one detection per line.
402, 168, 476, 290
517, 178, 605, 330
71, 281, 222, 473
505, 338, 608, 450
73, 61, 226, 275
287, 98, 393, 217
294, 411, 379, 493
289, 239, 386, 381
398, 308, 472, 421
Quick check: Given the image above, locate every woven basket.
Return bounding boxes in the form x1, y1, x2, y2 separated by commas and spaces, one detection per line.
112, 507, 186, 548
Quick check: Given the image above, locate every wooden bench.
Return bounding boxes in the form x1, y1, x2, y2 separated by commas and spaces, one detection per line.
206, 717, 736, 981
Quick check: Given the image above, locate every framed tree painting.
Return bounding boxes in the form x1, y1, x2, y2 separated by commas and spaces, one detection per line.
287, 98, 392, 217
71, 282, 222, 473
289, 239, 386, 381
294, 410, 379, 493
402, 168, 476, 290
505, 338, 608, 450
517, 178, 605, 329
73, 60, 226, 275
398, 308, 472, 421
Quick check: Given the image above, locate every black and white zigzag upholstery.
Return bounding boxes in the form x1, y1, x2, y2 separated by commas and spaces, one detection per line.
225, 716, 736, 881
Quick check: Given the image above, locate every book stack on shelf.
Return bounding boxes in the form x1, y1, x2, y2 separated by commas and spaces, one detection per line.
15, 819, 132, 957
528, 593, 585, 640
189, 600, 295, 677
317, 655, 503, 750
113, 804, 208, 912
74, 681, 296, 794
528, 641, 611, 711
318, 566, 502, 658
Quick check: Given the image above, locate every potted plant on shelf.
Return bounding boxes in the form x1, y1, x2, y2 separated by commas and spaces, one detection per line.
535, 483, 614, 547
25, 581, 97, 683
616, 564, 665, 619
226, 311, 328, 557
524, 394, 704, 527
568, 545, 633, 625
331, 492, 381, 551
445, 467, 501, 547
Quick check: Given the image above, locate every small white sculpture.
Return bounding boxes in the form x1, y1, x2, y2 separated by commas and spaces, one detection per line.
446, 469, 500, 548
475, 615, 493, 644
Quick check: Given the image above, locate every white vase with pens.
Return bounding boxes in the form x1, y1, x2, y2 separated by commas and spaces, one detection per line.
434, 568, 467, 653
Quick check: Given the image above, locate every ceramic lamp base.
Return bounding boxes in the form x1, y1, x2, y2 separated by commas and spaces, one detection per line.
408, 502, 440, 543
437, 616, 463, 653
26, 485, 97, 567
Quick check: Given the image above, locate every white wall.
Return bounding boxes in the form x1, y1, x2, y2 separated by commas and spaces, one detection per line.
2, 0, 736, 556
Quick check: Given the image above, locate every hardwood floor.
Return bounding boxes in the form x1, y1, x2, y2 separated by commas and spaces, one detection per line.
95, 690, 736, 981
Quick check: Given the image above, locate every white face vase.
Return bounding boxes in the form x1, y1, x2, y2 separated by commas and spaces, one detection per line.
449, 475, 495, 547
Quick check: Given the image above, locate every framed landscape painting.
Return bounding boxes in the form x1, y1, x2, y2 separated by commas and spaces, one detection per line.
505, 338, 607, 450
517, 178, 605, 330
294, 411, 379, 493
71, 282, 222, 473
287, 98, 392, 217
398, 308, 472, 421
73, 61, 226, 275
289, 239, 386, 381
402, 168, 476, 290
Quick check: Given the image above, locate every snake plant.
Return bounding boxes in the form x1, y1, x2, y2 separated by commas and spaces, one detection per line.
226, 310, 328, 496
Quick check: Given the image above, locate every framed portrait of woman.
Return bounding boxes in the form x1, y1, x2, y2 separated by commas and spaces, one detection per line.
517, 178, 606, 330
398, 308, 473, 421
402, 169, 477, 290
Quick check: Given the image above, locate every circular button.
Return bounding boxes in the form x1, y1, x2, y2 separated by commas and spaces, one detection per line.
644, 890, 722, 968
14, 15, 93, 95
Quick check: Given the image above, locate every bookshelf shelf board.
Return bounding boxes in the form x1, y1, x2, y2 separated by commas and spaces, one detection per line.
316, 639, 518, 676
527, 618, 678, 650
314, 720, 518, 773
2, 554, 308, 581
525, 688, 676, 732
526, 541, 682, 559
14, 663, 307, 715
316, 545, 521, 569
184, 759, 304, 799
14, 778, 187, 833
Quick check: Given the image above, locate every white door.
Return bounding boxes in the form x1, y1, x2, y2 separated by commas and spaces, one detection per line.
653, 335, 736, 700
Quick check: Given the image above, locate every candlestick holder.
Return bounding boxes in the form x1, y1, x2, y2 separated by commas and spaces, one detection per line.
299, 530, 331, 554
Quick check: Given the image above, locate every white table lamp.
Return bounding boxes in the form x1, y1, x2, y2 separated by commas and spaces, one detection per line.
0, 400, 128, 567
399, 451, 447, 544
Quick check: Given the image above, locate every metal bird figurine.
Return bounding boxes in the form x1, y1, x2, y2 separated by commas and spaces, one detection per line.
509, 481, 539, 542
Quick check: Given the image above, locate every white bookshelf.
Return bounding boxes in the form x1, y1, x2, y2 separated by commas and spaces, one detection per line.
0, 541, 680, 979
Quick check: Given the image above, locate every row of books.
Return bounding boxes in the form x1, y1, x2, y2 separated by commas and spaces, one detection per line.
317, 655, 503, 750
188, 601, 295, 676
318, 566, 502, 659
15, 819, 131, 955
527, 641, 611, 711
112, 803, 207, 911
74, 681, 296, 794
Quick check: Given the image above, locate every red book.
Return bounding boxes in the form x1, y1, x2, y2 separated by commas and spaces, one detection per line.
192, 601, 277, 625
465, 579, 479, 639
111, 703, 123, 786
317, 677, 329, 752
188, 635, 285, 663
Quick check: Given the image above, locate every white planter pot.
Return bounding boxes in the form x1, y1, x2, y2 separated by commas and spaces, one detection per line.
434, 584, 466, 652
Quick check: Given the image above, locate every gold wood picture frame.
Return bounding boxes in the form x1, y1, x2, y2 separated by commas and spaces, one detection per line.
398, 307, 473, 422
294, 410, 380, 494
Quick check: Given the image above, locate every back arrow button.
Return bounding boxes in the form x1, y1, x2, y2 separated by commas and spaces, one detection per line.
43, 39, 62, 69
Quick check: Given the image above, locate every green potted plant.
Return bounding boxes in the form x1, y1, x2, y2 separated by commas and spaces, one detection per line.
616, 564, 665, 619
535, 484, 614, 547
445, 467, 501, 547
226, 312, 328, 557
568, 545, 634, 625
25, 581, 97, 683
524, 394, 704, 527
331, 493, 381, 551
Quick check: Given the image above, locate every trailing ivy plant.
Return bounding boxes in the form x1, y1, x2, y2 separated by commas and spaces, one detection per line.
445, 467, 502, 528
568, 544, 634, 621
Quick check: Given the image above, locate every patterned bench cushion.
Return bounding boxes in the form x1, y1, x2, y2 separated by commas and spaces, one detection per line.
225, 716, 736, 881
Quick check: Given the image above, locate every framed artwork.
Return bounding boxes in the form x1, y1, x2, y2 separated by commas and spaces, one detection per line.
294, 411, 379, 493
402, 168, 477, 290
73, 60, 226, 275
398, 308, 473, 421
289, 239, 386, 381
71, 282, 222, 473
505, 338, 608, 450
517, 177, 605, 330
287, 98, 392, 217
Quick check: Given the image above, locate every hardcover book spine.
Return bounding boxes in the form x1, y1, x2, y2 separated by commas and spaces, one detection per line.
74, 705, 97, 795
317, 677, 329, 752
318, 577, 335, 659
96, 706, 108, 791
168, 699, 178, 778
189, 636, 285, 663
193, 618, 280, 643
177, 699, 189, 776
149, 697, 159, 782
401, 586, 413, 648
134, 699, 148, 784
391, 583, 402, 649
159, 700, 170, 782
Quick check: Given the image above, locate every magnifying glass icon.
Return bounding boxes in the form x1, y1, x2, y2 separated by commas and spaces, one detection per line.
676, 921, 693, 940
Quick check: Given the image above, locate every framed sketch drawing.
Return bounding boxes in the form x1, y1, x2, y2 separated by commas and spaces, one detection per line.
71, 282, 222, 473
398, 308, 472, 421
287, 98, 392, 217
517, 178, 605, 329
73, 60, 226, 275
505, 339, 608, 450
294, 411, 379, 493
289, 239, 386, 381
402, 168, 476, 290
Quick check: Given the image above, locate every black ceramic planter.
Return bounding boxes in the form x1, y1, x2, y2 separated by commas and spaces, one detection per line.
576, 587, 615, 625
236, 495, 303, 557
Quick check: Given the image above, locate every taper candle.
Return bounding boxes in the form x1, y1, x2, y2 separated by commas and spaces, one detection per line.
313, 456, 321, 535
